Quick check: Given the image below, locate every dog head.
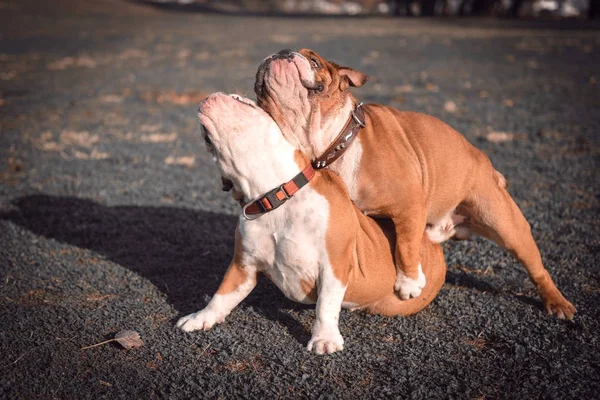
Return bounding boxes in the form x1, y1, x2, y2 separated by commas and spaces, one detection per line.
254, 49, 368, 158
197, 93, 297, 200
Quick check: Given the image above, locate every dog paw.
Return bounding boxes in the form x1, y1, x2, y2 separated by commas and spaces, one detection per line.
176, 309, 224, 332
544, 297, 576, 320
394, 264, 426, 300
307, 324, 344, 355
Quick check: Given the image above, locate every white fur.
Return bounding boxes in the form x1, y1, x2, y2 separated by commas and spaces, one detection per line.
181, 93, 350, 354
426, 211, 468, 243
394, 263, 426, 300
176, 269, 257, 332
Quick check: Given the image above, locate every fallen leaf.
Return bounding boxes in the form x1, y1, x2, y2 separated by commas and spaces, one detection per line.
140, 132, 177, 143
394, 84, 413, 93
140, 124, 161, 132
479, 90, 489, 98
165, 156, 195, 167
271, 34, 296, 44
503, 99, 514, 107
100, 94, 123, 104
444, 100, 457, 113
0, 71, 17, 80
117, 49, 148, 60
85, 294, 117, 301
486, 132, 514, 143
144, 91, 208, 105
88, 149, 110, 160
424, 83, 439, 92
48, 56, 97, 70
34, 131, 62, 151
115, 330, 144, 350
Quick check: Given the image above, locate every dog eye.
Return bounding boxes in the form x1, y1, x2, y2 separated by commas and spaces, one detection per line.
310, 58, 320, 69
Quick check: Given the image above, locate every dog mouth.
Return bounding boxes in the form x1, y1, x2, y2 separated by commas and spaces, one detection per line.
254, 49, 323, 99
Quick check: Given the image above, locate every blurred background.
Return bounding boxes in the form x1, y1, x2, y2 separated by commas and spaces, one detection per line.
148, 0, 597, 18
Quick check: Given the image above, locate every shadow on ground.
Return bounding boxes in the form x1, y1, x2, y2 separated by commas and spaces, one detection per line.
0, 194, 316, 339
1, 195, 239, 313
1, 194, 542, 315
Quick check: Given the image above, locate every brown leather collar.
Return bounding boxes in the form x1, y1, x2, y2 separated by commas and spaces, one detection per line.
240, 164, 316, 220
311, 102, 366, 170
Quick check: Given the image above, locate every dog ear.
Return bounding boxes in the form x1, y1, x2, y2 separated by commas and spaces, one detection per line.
221, 177, 234, 192
338, 67, 369, 88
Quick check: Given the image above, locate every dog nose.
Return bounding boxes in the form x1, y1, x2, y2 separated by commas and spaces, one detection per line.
272, 49, 294, 61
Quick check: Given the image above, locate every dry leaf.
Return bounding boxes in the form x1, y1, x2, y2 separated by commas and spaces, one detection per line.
271, 34, 296, 44
60, 130, 99, 147
89, 149, 111, 160
100, 94, 123, 104
424, 83, 439, 92
48, 56, 97, 70
34, 131, 61, 151
117, 49, 147, 60
503, 99, 514, 107
85, 294, 117, 301
0, 71, 17, 80
486, 132, 514, 143
444, 100, 457, 113
143, 91, 208, 105
140, 124, 161, 132
115, 330, 144, 350
479, 90, 489, 98
394, 84, 413, 93
165, 156, 195, 167
141, 132, 177, 143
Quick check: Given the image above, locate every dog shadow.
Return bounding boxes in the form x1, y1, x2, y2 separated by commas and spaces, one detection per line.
1, 194, 542, 341
0, 194, 316, 341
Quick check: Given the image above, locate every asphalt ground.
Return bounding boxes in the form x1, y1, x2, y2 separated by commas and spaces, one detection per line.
1, 0, 599, 398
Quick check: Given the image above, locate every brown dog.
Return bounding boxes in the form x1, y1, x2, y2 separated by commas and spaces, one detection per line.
177, 93, 446, 354
253, 49, 575, 319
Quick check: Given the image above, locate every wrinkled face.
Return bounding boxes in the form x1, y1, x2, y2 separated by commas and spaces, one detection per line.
254, 49, 368, 152
197, 93, 284, 194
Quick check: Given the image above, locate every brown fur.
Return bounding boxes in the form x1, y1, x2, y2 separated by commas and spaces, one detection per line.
256, 49, 575, 319
216, 228, 255, 295
306, 158, 446, 316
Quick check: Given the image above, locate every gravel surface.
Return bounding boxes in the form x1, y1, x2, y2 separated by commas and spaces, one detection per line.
1, 0, 599, 398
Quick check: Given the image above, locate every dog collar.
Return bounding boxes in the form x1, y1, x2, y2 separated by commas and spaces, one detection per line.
241, 164, 316, 220
311, 102, 366, 170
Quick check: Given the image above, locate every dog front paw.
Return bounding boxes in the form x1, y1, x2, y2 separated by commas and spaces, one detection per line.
176, 309, 224, 332
307, 323, 344, 355
394, 264, 426, 300
544, 294, 576, 320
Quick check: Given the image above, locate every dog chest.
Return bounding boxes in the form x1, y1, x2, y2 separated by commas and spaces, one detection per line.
239, 190, 331, 304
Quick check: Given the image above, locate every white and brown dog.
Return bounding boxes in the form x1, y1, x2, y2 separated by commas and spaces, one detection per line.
176, 93, 447, 354
254, 49, 575, 319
